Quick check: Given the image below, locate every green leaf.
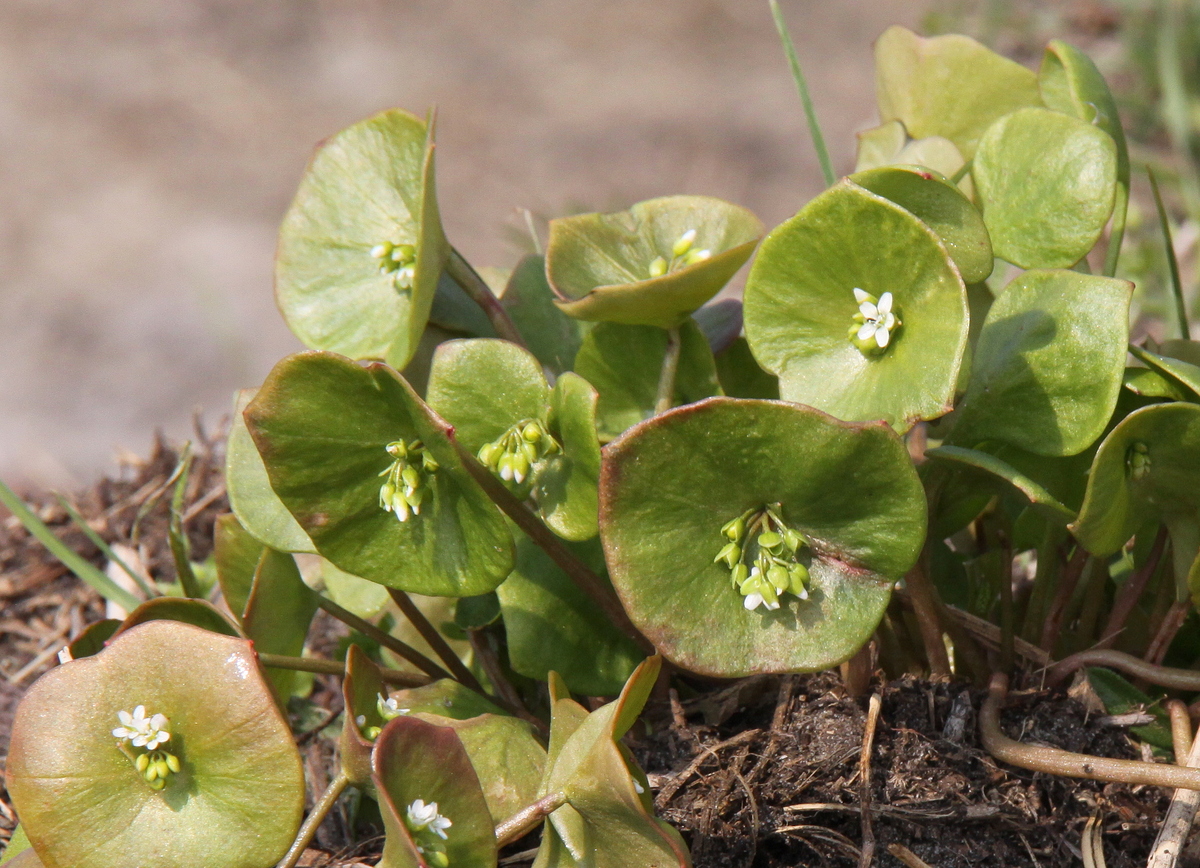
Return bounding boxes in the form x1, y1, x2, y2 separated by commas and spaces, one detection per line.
973, 107, 1117, 269
496, 536, 644, 696
692, 298, 744, 356
0, 826, 32, 865
321, 558, 391, 620
1086, 667, 1174, 751
534, 657, 689, 868
849, 165, 992, 283
574, 320, 723, 441
925, 445, 1075, 524
1158, 339, 1200, 367
546, 195, 764, 328
1071, 402, 1200, 594
426, 339, 551, 451
112, 597, 244, 639
536, 373, 602, 540
243, 549, 319, 700
384, 679, 507, 720
743, 180, 967, 431
1123, 367, 1189, 401
245, 351, 513, 596
1129, 344, 1200, 400
430, 270, 497, 337
374, 717, 498, 868
715, 337, 779, 400
226, 390, 317, 554
413, 713, 546, 823
213, 514, 264, 624
874, 26, 1042, 158
60, 619, 121, 662
599, 398, 926, 676
499, 255, 588, 375
275, 108, 450, 369
949, 269, 1132, 456
7, 621, 305, 868
455, 593, 500, 630
340, 644, 382, 786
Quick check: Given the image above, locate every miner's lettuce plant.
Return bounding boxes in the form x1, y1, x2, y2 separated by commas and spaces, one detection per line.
6, 15, 1200, 868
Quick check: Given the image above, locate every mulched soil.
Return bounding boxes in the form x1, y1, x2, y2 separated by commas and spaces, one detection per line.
0, 434, 1191, 867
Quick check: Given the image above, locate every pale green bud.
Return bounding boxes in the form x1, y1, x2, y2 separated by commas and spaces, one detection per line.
136, 753, 150, 773
788, 563, 810, 599
478, 442, 500, 468
731, 563, 749, 589
714, 541, 741, 569
721, 516, 745, 542
782, 527, 806, 552
370, 243, 392, 259
672, 229, 696, 258
387, 441, 407, 458
422, 451, 439, 472
758, 530, 782, 549
685, 248, 711, 265
767, 564, 790, 592
401, 464, 421, 491
649, 256, 667, 278
522, 421, 543, 443
512, 451, 531, 484
521, 439, 539, 463
166, 753, 181, 773
149, 777, 166, 790
498, 453, 514, 481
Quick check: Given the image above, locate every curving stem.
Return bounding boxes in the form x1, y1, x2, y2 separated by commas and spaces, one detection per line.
445, 247, 529, 348
494, 792, 568, 848
276, 770, 351, 868
981, 673, 1200, 791
1046, 648, 1200, 692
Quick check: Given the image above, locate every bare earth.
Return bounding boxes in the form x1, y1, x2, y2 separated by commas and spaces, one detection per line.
0, 0, 922, 488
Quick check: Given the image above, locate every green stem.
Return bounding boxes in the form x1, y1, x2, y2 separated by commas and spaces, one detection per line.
257, 652, 428, 687
1103, 180, 1129, 278
386, 588, 484, 693
276, 771, 351, 868
454, 441, 654, 654
654, 326, 683, 415
316, 596, 452, 682
1149, 168, 1191, 340
494, 792, 568, 847
769, 0, 835, 187
446, 247, 529, 347
950, 159, 973, 185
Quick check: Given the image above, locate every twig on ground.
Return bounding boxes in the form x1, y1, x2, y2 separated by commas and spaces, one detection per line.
1148, 712, 1200, 868
858, 692, 881, 868
887, 843, 935, 868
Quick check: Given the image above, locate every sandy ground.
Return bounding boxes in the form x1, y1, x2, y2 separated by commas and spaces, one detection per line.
0, 0, 924, 487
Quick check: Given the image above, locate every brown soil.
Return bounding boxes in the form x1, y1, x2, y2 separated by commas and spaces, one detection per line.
0, 435, 1188, 868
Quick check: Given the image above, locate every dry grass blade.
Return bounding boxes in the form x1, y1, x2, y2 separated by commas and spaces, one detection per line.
888, 843, 935, 868
1081, 812, 1106, 868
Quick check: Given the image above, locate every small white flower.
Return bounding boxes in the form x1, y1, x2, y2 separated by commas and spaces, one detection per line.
407, 799, 452, 839
633, 779, 645, 794
113, 705, 171, 750
853, 289, 898, 350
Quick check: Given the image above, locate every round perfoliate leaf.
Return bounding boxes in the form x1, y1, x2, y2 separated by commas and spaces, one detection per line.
849, 165, 992, 282
546, 195, 764, 328
874, 26, 1042, 158
854, 120, 973, 199
743, 180, 967, 432
245, 351, 513, 596
973, 107, 1117, 269
6, 621, 305, 868
949, 269, 1132, 457
275, 108, 450, 370
599, 398, 926, 676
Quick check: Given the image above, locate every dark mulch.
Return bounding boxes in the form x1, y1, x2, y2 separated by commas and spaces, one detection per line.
0, 434, 1191, 867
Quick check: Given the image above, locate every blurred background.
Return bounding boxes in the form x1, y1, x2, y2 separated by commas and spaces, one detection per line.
0, 0, 1191, 488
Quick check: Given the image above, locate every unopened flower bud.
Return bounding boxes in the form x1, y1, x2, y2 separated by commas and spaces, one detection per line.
649, 256, 667, 278
672, 229, 697, 258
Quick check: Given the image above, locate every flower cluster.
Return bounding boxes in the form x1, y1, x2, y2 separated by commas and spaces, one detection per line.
848, 288, 901, 353
648, 228, 712, 278
379, 439, 439, 522
477, 419, 560, 492
355, 694, 411, 741
113, 706, 180, 790
406, 798, 452, 867
371, 240, 417, 291
715, 504, 811, 611
1126, 441, 1151, 481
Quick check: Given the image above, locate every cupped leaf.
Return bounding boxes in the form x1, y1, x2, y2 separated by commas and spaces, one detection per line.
213, 513, 264, 623
496, 536, 644, 696
874, 26, 1042, 158
111, 597, 244, 639
949, 269, 1132, 456
1071, 402, 1200, 593
535, 657, 689, 868
226, 390, 316, 554
59, 619, 120, 662
275, 108, 450, 369
854, 123, 974, 198
499, 255, 589, 375
340, 644, 385, 786
574, 320, 722, 440
1123, 367, 1189, 401
849, 165, 992, 283
925, 445, 1075, 524
413, 713, 546, 823
546, 195, 764, 328
7, 621, 305, 868
374, 716, 497, 868
245, 351, 513, 596
1129, 344, 1200, 400
599, 398, 926, 676
973, 107, 1117, 269
536, 373, 602, 540
383, 678, 507, 720
743, 180, 967, 431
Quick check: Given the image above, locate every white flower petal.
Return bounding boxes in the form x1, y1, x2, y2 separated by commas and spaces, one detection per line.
853, 287, 870, 304
859, 301, 878, 319
875, 326, 890, 348
744, 593, 763, 610
857, 322, 877, 342
882, 312, 895, 330
877, 292, 893, 315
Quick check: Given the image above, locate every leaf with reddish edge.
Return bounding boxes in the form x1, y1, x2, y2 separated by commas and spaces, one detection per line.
111, 597, 244, 639
341, 644, 385, 787
599, 398, 925, 677
6, 620, 304, 868
373, 716, 497, 868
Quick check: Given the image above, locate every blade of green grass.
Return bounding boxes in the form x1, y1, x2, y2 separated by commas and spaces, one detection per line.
769, 0, 836, 187
1149, 167, 1191, 340
54, 494, 159, 600
0, 478, 141, 612
168, 443, 202, 599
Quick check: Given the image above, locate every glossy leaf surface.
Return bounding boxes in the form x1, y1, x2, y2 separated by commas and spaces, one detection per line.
743, 180, 967, 431
7, 621, 304, 868
926, 445, 1075, 524
950, 269, 1131, 456
275, 109, 449, 369
874, 26, 1042, 158
546, 195, 764, 327
599, 398, 926, 676
246, 351, 513, 596
973, 107, 1116, 268
242, 549, 318, 700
